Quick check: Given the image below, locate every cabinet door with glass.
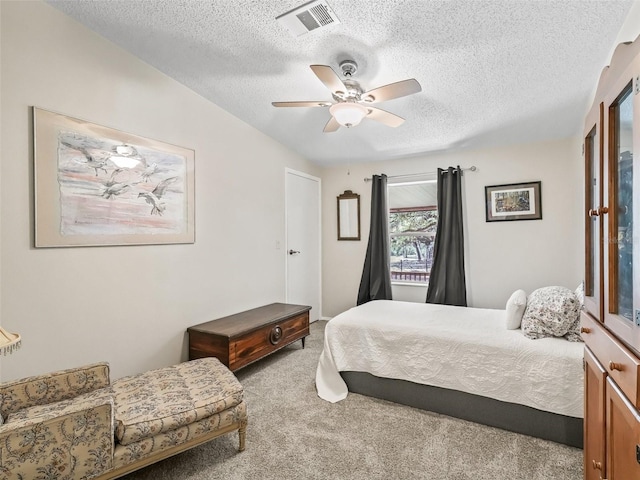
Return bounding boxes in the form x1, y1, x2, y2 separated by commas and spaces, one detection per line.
584, 104, 603, 321
603, 74, 639, 349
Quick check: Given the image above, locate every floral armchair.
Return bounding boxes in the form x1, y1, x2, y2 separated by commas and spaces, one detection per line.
0, 358, 247, 480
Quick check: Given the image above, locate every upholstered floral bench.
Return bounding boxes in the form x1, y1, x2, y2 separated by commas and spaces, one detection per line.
0, 357, 247, 479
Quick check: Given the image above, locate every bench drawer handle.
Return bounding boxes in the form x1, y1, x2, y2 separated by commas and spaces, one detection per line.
581, 327, 591, 334
270, 326, 283, 345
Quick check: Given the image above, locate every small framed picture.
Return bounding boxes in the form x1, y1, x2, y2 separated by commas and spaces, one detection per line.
485, 181, 542, 222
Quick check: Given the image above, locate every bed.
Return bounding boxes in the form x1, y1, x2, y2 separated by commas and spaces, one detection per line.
315, 299, 584, 447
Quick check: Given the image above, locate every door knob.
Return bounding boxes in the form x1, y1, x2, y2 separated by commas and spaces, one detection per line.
288, 250, 300, 255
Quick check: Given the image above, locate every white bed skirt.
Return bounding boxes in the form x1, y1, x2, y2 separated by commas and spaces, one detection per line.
315, 300, 584, 418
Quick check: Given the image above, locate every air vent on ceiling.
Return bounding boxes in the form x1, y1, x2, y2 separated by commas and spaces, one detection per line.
276, 0, 340, 37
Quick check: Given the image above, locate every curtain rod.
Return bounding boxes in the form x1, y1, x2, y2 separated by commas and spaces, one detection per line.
363, 166, 477, 182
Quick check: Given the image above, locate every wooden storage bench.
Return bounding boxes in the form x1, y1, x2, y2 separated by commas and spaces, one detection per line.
188, 303, 311, 371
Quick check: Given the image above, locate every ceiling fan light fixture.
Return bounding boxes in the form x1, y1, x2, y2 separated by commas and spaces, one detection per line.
330, 102, 368, 127
274, 63, 420, 131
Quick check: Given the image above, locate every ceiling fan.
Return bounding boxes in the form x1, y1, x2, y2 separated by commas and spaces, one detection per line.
272, 60, 422, 133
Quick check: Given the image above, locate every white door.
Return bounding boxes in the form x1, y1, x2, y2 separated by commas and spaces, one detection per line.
285, 169, 321, 321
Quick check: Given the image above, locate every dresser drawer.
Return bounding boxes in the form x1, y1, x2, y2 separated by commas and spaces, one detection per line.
582, 312, 640, 407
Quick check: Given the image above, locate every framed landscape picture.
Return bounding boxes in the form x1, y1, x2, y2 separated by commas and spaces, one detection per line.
33, 107, 195, 247
485, 181, 542, 222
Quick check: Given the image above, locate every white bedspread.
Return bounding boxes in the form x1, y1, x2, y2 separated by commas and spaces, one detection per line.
316, 300, 584, 418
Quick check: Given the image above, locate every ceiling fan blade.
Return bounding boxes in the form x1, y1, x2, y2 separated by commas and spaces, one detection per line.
310, 65, 347, 94
272, 101, 332, 108
323, 116, 341, 133
362, 78, 422, 103
366, 107, 405, 128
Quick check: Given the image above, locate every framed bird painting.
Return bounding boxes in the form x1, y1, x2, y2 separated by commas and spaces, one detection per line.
33, 107, 195, 247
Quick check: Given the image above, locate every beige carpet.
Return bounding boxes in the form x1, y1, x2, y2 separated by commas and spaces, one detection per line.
123, 320, 582, 480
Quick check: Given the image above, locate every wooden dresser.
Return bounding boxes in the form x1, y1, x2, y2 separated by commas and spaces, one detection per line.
581, 35, 640, 480
188, 303, 311, 371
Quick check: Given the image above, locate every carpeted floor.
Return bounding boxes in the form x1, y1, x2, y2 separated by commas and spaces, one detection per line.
123, 321, 583, 480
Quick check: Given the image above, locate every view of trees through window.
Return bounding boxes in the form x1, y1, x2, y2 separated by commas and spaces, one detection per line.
389, 207, 438, 284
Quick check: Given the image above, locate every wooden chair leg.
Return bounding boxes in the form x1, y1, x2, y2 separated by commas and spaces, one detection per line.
238, 421, 247, 452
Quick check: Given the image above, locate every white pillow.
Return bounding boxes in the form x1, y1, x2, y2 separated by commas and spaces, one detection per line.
521, 286, 581, 340
575, 282, 584, 306
505, 289, 527, 330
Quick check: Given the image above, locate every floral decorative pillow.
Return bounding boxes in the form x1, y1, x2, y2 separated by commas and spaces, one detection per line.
563, 318, 584, 342
521, 286, 581, 340
563, 283, 586, 342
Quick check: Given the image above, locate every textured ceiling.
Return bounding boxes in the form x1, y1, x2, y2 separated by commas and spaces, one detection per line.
46, 0, 633, 166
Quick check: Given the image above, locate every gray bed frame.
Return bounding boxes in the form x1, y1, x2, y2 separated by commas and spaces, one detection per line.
341, 371, 583, 448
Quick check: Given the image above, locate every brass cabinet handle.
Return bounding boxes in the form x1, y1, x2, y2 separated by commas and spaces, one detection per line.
609, 361, 623, 371
593, 460, 602, 470
581, 327, 591, 334
588, 207, 609, 217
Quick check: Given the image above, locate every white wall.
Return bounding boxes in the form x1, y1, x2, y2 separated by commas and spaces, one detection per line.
0, 1, 319, 381
585, 1, 640, 115
610, 1, 640, 60
321, 137, 584, 317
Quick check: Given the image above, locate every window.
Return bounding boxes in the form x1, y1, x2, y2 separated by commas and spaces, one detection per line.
388, 180, 438, 285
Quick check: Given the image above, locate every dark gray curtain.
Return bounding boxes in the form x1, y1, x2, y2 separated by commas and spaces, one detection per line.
357, 174, 392, 305
426, 167, 467, 306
